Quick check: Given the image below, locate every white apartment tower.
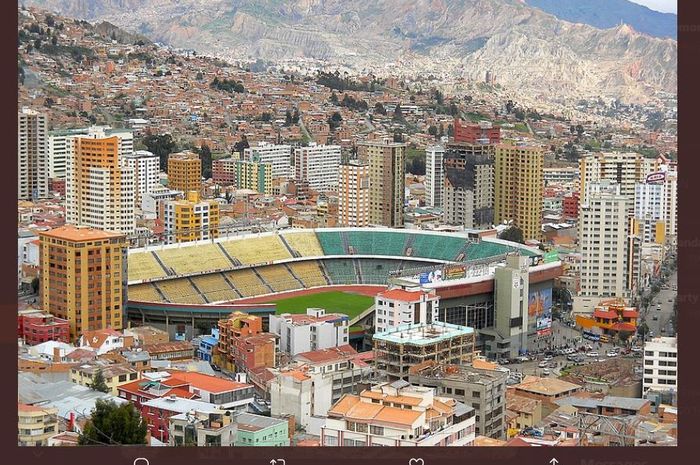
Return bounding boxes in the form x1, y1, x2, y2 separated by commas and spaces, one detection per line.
294, 143, 342, 192
575, 182, 628, 312
18, 108, 49, 200
425, 145, 445, 208
244, 142, 292, 179
643, 337, 678, 394
374, 288, 440, 333
338, 161, 370, 227
123, 150, 160, 204
579, 152, 644, 213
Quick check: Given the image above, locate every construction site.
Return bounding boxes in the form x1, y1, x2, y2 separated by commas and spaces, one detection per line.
372, 322, 475, 381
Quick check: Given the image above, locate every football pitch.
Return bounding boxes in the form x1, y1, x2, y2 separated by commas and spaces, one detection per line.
266, 291, 375, 319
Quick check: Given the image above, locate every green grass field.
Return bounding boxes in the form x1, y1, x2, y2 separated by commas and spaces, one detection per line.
266, 291, 374, 319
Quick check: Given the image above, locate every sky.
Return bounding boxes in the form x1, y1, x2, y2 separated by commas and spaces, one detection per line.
628, 0, 677, 14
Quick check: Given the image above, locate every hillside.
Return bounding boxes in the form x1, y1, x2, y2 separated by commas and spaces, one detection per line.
25, 0, 676, 104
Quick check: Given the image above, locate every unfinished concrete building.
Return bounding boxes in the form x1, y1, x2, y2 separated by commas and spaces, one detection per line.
372, 322, 475, 382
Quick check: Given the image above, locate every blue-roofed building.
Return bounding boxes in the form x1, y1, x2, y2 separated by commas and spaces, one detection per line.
198, 334, 219, 362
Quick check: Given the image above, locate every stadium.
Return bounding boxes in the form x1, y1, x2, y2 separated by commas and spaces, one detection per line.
126, 228, 562, 353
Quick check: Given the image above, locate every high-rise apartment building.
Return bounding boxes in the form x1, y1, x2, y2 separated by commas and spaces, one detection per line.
634, 181, 667, 244
47, 126, 134, 181
66, 136, 136, 234
236, 160, 272, 194
163, 191, 220, 243
425, 145, 445, 208
494, 144, 543, 241
39, 225, 128, 340
212, 157, 238, 186
244, 142, 292, 179
18, 108, 49, 200
294, 143, 342, 192
167, 151, 202, 193
123, 150, 160, 205
338, 161, 370, 227
357, 140, 406, 228
443, 142, 495, 229
579, 152, 645, 212
374, 288, 440, 333
575, 182, 629, 312
491, 254, 530, 359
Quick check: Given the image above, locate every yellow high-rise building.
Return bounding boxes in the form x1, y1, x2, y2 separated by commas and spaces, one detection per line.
39, 225, 128, 340
168, 151, 202, 193
494, 144, 543, 241
163, 191, 220, 243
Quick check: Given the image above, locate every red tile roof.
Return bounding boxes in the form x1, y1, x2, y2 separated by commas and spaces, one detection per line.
378, 288, 428, 302
166, 370, 252, 393
294, 344, 357, 364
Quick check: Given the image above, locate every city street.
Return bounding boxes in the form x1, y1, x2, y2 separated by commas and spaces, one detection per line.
642, 270, 677, 338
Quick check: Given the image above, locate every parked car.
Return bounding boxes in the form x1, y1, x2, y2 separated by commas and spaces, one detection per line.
542, 368, 551, 375
606, 351, 617, 357
587, 351, 599, 357
544, 355, 553, 362
652, 316, 658, 321
538, 361, 548, 368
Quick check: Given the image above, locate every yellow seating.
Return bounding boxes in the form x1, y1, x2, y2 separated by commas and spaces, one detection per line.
128, 251, 167, 282
282, 232, 324, 256
225, 269, 270, 297
156, 279, 206, 304
155, 244, 233, 275
221, 235, 292, 265
256, 265, 300, 292
191, 274, 239, 302
127, 283, 163, 302
289, 261, 327, 288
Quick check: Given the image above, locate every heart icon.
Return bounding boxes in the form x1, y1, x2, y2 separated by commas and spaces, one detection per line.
409, 459, 425, 465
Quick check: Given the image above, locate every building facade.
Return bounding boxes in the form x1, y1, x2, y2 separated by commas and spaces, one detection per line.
236, 160, 272, 194
66, 135, 136, 234
494, 144, 543, 241
40, 226, 128, 340
123, 150, 160, 205
163, 191, 220, 243
357, 141, 406, 228
167, 151, 202, 193
643, 337, 678, 394
269, 308, 349, 356
338, 161, 370, 227
443, 142, 495, 229
373, 322, 475, 382
321, 382, 476, 446
294, 144, 342, 192
374, 288, 440, 333
18, 403, 58, 446
453, 120, 501, 145
18, 108, 49, 200
425, 145, 445, 208
576, 183, 629, 311
244, 142, 292, 179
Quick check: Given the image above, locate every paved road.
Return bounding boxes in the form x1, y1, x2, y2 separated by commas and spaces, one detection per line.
642, 271, 677, 338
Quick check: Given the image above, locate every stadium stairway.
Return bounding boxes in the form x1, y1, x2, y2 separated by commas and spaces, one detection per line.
221, 272, 243, 298
252, 267, 275, 294
152, 251, 176, 276
279, 234, 300, 258
353, 258, 363, 284
153, 283, 168, 302
284, 263, 306, 287
318, 260, 332, 285
341, 231, 351, 254
217, 243, 242, 266
403, 234, 416, 256
188, 277, 209, 303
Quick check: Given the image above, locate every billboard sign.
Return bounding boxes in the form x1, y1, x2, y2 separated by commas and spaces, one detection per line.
646, 172, 666, 184
444, 265, 466, 281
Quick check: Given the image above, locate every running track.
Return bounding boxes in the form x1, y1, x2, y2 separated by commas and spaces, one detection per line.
229, 285, 385, 304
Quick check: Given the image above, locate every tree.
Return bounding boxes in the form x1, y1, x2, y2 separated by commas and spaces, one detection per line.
195, 71, 203, 81
505, 100, 515, 114
88, 369, 109, 393
576, 125, 585, 137
285, 110, 293, 126
499, 226, 524, 244
142, 133, 178, 171
393, 104, 404, 122
292, 109, 300, 124
329, 92, 339, 104
637, 321, 650, 339
31, 277, 40, 294
434, 89, 444, 105
198, 144, 212, 180
51, 35, 58, 46
374, 102, 386, 115
393, 128, 403, 143
79, 399, 147, 445
428, 125, 438, 137
34, 38, 41, 51
328, 111, 343, 130
233, 136, 249, 155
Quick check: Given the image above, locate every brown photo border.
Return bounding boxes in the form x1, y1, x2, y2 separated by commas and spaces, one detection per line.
1, 1, 696, 464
